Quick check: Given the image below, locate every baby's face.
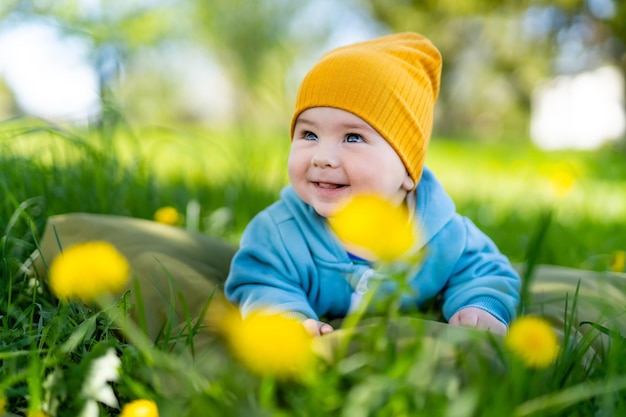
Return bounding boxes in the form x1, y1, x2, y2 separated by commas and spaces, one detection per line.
288, 107, 414, 217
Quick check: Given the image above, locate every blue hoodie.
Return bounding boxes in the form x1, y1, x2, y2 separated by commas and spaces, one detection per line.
225, 167, 520, 326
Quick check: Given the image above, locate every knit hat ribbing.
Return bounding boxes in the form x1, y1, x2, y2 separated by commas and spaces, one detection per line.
290, 32, 442, 187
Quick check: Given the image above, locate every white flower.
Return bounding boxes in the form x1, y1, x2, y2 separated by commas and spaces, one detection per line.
42, 367, 64, 415
79, 348, 121, 417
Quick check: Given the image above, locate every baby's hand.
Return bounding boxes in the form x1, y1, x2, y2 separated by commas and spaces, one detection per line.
449, 307, 507, 335
303, 318, 334, 337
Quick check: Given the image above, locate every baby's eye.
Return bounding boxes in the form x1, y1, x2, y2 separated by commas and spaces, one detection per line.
345, 133, 364, 143
304, 131, 318, 141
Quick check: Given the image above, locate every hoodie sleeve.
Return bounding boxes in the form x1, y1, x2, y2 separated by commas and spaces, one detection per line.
224, 209, 320, 321
441, 216, 521, 326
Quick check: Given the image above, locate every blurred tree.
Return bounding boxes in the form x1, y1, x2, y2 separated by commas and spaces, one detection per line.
362, 0, 626, 142
189, 0, 309, 128
3, 0, 623, 143
188, 0, 399, 130
0, 0, 339, 130
1, 0, 183, 131
526, 1, 626, 91
0, 0, 18, 20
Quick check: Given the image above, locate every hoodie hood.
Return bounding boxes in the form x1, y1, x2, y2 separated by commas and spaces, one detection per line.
413, 166, 456, 249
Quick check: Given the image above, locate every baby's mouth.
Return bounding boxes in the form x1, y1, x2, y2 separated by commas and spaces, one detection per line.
315, 182, 346, 189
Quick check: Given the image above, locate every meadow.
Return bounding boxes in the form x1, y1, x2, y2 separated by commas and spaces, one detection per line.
1, 117, 626, 416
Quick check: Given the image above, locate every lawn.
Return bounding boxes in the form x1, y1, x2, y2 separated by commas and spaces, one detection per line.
1, 119, 625, 416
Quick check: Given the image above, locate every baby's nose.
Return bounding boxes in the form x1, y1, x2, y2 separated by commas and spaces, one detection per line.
311, 143, 339, 168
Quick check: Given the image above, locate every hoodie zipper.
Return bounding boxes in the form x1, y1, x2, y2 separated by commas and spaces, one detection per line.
355, 268, 374, 295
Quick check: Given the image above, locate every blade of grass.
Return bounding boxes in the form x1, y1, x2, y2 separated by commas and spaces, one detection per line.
515, 375, 626, 416
519, 210, 553, 316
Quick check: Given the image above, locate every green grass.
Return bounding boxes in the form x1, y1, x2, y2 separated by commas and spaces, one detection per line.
1, 118, 626, 416
426, 140, 626, 270
3, 120, 625, 270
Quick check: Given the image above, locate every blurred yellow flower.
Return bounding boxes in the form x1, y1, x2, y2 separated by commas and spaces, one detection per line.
49, 241, 130, 303
328, 194, 417, 262
505, 316, 559, 369
610, 250, 625, 272
549, 170, 576, 199
223, 310, 315, 379
120, 399, 159, 417
154, 206, 181, 226
0, 396, 6, 414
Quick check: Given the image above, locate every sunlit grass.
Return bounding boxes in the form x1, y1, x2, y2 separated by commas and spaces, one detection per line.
2, 120, 625, 269
4, 123, 625, 220
426, 140, 626, 222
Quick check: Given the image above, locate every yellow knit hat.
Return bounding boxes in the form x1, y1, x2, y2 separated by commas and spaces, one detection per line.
290, 32, 442, 187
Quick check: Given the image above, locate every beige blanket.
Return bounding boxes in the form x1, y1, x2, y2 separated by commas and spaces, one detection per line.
31, 213, 626, 356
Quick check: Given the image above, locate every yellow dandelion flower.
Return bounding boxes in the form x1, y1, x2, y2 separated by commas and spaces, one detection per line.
49, 241, 130, 303
154, 206, 181, 226
120, 399, 159, 417
505, 316, 559, 369
328, 194, 417, 262
610, 250, 625, 272
223, 310, 315, 379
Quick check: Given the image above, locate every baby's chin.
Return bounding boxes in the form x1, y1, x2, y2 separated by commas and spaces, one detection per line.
312, 204, 340, 218
298, 189, 353, 218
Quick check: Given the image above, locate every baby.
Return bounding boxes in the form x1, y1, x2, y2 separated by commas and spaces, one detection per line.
225, 32, 520, 336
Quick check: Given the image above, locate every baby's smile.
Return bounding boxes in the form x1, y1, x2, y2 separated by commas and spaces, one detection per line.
315, 182, 346, 189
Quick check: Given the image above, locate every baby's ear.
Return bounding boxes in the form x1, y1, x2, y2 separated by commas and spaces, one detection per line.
402, 175, 415, 191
